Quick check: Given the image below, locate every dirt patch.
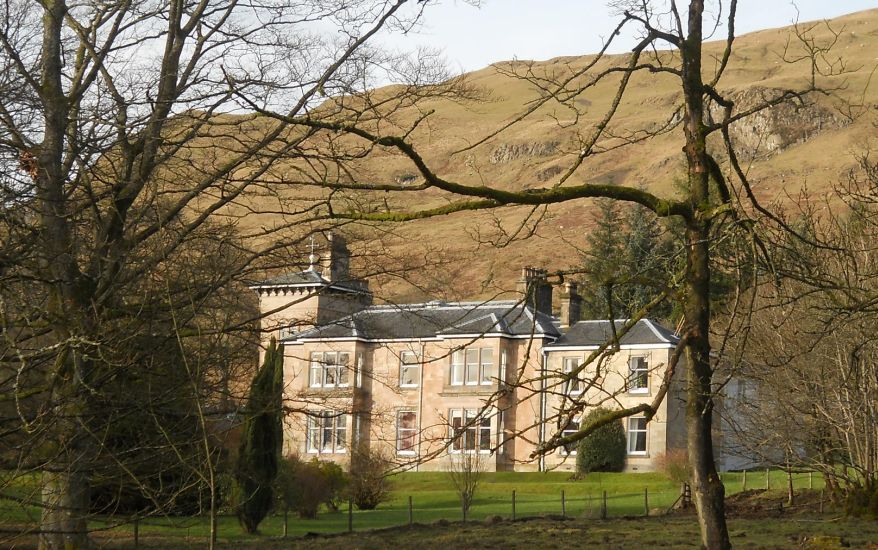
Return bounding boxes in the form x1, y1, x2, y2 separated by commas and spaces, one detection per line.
725, 489, 830, 519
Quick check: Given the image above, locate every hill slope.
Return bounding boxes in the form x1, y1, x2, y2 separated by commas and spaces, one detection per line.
252, 9, 878, 302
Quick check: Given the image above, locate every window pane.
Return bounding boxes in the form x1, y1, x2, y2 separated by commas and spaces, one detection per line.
465, 349, 479, 384
562, 419, 580, 454
398, 411, 417, 452
451, 351, 464, 385
564, 357, 582, 393
337, 364, 348, 386
479, 416, 491, 450
324, 365, 336, 386
629, 357, 648, 391
310, 353, 322, 386
401, 352, 419, 386
322, 418, 333, 451
480, 349, 493, 384
451, 413, 462, 451
628, 417, 647, 453
307, 416, 319, 452
335, 416, 346, 452
465, 425, 476, 450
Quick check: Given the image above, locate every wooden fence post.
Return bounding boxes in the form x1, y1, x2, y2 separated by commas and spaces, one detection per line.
348, 496, 353, 533
512, 489, 516, 521
766, 468, 770, 491
283, 509, 288, 538
133, 517, 139, 548
644, 487, 649, 516
819, 490, 824, 514
561, 490, 566, 518
743, 469, 747, 491
601, 490, 607, 519
809, 471, 813, 490
409, 496, 413, 526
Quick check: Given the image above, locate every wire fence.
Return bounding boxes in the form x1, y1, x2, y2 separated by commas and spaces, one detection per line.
3, 470, 829, 546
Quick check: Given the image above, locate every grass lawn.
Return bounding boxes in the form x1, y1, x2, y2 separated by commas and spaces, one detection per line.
1, 469, 835, 548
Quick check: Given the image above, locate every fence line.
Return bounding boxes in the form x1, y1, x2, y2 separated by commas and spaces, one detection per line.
111, 470, 826, 542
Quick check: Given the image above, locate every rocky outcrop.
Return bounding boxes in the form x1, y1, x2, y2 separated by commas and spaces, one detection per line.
489, 141, 559, 164
712, 87, 849, 157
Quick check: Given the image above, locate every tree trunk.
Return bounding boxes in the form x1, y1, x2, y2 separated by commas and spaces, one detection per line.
39, 469, 89, 549
680, 2, 731, 548
684, 224, 730, 550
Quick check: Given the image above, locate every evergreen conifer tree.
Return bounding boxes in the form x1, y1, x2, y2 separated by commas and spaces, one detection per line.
236, 338, 284, 533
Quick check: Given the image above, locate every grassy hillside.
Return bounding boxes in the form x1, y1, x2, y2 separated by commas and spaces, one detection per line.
233, 9, 878, 302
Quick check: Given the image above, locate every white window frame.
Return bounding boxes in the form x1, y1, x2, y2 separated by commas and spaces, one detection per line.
449, 408, 493, 454
627, 416, 648, 455
399, 351, 420, 388
306, 411, 347, 454
449, 347, 494, 387
396, 410, 418, 455
309, 351, 350, 388
628, 356, 649, 394
560, 416, 581, 456
562, 356, 583, 395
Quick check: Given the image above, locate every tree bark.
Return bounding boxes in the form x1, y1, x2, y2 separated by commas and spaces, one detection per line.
680, 2, 731, 548
39, 469, 89, 550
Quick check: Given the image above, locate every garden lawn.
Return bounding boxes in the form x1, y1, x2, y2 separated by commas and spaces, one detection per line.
0, 470, 828, 547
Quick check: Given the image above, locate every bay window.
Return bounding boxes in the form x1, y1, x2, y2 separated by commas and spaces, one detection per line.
449, 408, 493, 453
450, 347, 494, 386
309, 351, 350, 388
306, 411, 347, 454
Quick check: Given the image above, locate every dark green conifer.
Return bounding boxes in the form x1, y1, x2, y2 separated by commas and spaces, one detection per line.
236, 337, 284, 533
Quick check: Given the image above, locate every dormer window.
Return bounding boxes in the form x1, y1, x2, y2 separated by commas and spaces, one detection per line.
309, 351, 350, 388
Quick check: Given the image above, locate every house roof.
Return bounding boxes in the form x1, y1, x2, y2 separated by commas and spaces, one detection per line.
546, 319, 679, 348
248, 269, 367, 293
283, 300, 560, 342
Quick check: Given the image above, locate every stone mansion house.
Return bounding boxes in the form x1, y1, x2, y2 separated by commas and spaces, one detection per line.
250, 234, 696, 473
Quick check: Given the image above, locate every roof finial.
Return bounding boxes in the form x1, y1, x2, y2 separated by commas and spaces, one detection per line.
307, 235, 318, 271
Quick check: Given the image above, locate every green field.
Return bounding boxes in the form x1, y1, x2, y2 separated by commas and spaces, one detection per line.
0, 469, 832, 547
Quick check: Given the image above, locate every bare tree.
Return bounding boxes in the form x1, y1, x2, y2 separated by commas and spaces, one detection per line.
729, 163, 878, 507
0, 1, 467, 547
244, 2, 850, 547
446, 449, 485, 520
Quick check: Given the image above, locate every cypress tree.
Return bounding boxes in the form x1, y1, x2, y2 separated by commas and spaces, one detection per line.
236, 337, 284, 533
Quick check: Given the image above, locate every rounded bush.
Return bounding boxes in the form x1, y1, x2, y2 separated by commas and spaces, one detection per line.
575, 408, 627, 474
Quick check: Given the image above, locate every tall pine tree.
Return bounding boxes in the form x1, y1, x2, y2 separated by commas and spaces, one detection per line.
236, 337, 284, 533
580, 198, 677, 322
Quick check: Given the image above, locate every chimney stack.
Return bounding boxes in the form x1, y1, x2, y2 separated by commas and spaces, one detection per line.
559, 281, 582, 329
517, 267, 552, 315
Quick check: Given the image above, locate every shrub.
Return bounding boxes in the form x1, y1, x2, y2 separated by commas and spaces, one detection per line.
446, 451, 485, 516
274, 456, 332, 519
843, 483, 878, 518
575, 408, 627, 474
319, 461, 350, 512
655, 449, 690, 483
349, 445, 392, 510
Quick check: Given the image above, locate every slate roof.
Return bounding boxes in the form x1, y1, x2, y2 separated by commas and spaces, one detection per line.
256, 270, 327, 286
249, 269, 367, 293
283, 300, 560, 342
546, 319, 679, 348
